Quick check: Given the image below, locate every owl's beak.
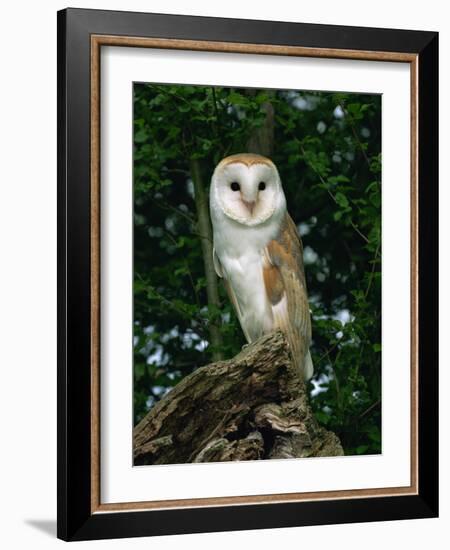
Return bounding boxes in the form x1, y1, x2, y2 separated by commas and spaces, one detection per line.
242, 200, 256, 215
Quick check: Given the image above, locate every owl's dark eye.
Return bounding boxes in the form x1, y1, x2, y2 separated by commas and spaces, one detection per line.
230, 181, 240, 192
258, 181, 266, 191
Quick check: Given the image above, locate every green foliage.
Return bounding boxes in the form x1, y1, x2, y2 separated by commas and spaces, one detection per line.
133, 83, 381, 456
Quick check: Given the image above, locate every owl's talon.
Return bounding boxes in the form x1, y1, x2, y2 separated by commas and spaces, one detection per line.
241, 343, 250, 350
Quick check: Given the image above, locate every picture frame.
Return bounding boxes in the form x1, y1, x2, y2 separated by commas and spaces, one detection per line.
57, 7, 438, 541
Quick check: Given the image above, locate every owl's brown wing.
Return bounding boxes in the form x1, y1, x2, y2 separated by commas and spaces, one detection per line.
263, 213, 312, 376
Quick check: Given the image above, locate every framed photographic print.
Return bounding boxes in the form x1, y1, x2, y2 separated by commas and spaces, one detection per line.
57, 7, 438, 541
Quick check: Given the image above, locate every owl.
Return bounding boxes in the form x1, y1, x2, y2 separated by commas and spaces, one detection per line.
209, 153, 314, 380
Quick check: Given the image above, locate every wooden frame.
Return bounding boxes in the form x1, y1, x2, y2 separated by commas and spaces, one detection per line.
57, 7, 438, 541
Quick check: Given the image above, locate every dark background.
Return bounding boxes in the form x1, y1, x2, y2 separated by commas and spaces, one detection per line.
133, 83, 381, 456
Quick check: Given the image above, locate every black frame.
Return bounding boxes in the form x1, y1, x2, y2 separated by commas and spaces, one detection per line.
57, 7, 438, 541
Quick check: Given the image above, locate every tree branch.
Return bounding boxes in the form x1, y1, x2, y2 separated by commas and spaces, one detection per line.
189, 158, 224, 360
134, 331, 343, 464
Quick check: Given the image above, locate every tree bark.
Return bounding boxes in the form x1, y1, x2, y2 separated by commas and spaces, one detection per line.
245, 91, 275, 158
134, 331, 343, 465
189, 158, 223, 361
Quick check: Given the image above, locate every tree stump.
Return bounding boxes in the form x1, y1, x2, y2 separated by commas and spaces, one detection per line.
133, 331, 343, 465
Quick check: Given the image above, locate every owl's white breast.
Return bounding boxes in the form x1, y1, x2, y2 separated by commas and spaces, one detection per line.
212, 213, 282, 341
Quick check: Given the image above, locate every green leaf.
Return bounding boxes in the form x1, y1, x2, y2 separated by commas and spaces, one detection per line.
227, 91, 248, 106
134, 129, 148, 143
335, 192, 349, 208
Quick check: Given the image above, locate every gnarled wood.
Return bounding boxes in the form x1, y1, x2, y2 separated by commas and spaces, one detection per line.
133, 331, 343, 465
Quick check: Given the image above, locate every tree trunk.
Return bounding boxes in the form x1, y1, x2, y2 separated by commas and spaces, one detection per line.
245, 91, 275, 158
134, 331, 343, 465
189, 158, 224, 361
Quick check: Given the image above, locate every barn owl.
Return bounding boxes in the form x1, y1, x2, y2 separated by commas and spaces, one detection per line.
209, 153, 314, 380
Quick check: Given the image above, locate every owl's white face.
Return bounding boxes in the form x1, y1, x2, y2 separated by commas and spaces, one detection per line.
211, 155, 286, 227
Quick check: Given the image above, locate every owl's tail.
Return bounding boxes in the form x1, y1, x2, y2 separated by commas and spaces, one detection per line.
304, 349, 314, 381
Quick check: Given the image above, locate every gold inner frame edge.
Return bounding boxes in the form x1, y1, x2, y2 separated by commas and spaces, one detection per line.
90, 34, 419, 514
